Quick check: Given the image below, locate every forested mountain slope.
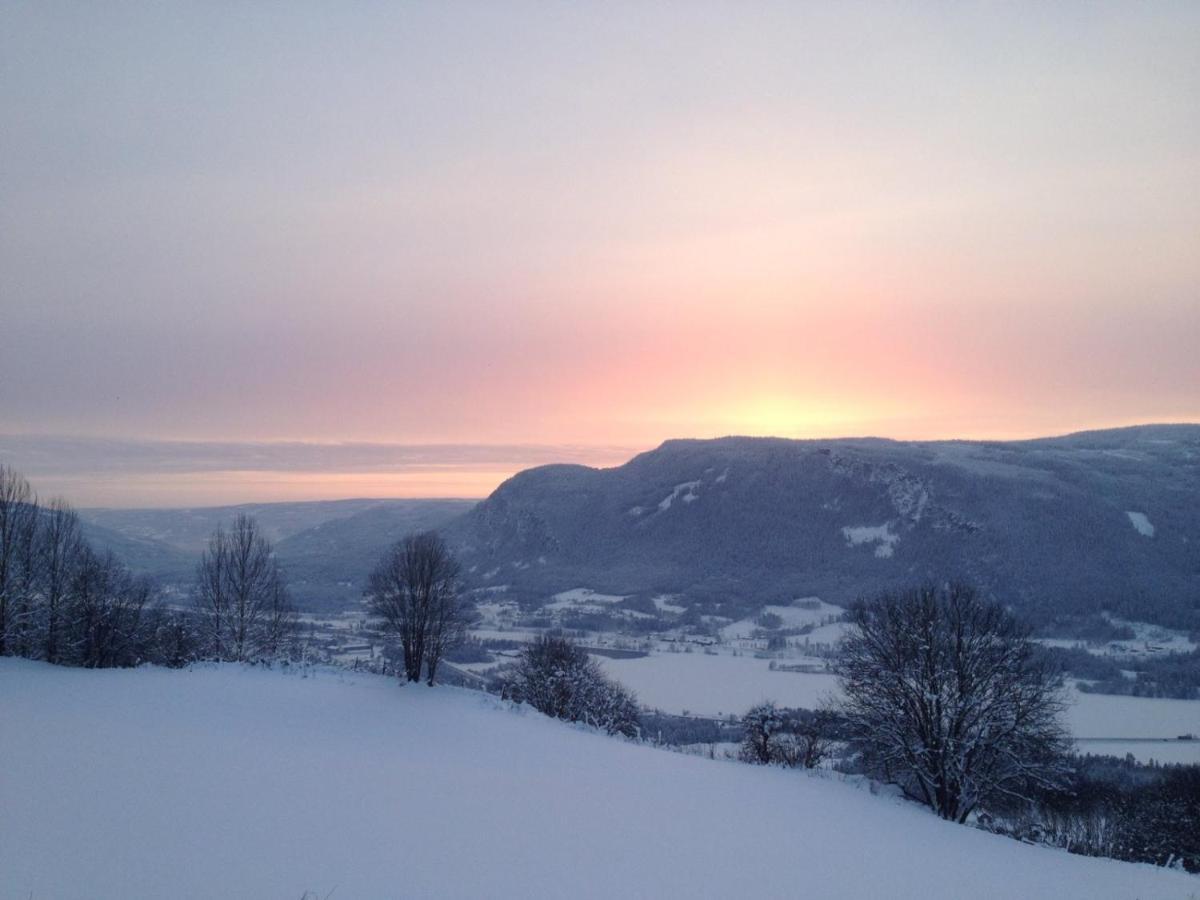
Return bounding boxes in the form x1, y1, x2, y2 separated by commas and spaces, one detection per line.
448, 425, 1200, 629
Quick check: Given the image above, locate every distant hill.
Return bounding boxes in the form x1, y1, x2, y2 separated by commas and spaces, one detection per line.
77, 519, 195, 583
447, 425, 1200, 631
80, 499, 400, 554
274, 500, 477, 607
80, 498, 475, 610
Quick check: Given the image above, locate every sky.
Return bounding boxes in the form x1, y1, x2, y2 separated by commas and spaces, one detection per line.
2, 2, 1198, 506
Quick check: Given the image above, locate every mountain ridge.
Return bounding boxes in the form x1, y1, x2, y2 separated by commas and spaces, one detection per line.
447, 424, 1200, 630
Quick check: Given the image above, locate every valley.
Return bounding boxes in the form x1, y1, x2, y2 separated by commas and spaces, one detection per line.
298, 590, 1200, 765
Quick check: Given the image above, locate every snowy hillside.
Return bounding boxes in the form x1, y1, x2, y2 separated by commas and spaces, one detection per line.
1, 660, 1195, 899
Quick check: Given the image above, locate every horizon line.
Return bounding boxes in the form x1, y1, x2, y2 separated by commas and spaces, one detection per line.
3, 420, 1195, 509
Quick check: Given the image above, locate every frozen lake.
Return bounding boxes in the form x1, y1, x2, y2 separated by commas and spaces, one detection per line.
594, 651, 840, 718
1068, 689, 1200, 764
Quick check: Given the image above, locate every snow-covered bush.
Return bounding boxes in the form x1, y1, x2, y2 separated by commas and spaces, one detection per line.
739, 701, 830, 768
502, 635, 640, 737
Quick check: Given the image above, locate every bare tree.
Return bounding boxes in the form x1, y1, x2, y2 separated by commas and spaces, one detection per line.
193, 523, 230, 659
65, 547, 152, 668
795, 709, 834, 769
257, 577, 296, 660
834, 582, 1069, 822
424, 568, 471, 686
0, 465, 39, 656
224, 515, 291, 662
37, 498, 84, 663
0, 466, 192, 670
7, 490, 42, 658
147, 607, 199, 668
366, 530, 465, 684
192, 515, 294, 661
738, 701, 783, 764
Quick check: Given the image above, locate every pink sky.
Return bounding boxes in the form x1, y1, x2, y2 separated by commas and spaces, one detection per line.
2, 3, 1197, 504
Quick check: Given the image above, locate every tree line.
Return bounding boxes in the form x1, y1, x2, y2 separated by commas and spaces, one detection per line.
984, 753, 1200, 872
0, 466, 173, 667
0, 461, 495, 683
0, 465, 299, 669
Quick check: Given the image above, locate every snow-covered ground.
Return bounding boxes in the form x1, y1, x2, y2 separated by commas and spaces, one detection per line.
545, 587, 626, 611
1126, 510, 1156, 537
1035, 618, 1197, 658
1, 659, 1195, 899
651, 594, 686, 614
719, 598, 844, 640
657, 479, 701, 510
801, 620, 852, 645
469, 627, 545, 643
841, 523, 900, 557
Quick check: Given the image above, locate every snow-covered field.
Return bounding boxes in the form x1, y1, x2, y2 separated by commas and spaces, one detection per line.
595, 651, 839, 717
470, 627, 544, 643
545, 587, 626, 611
1034, 618, 1197, 658
719, 599, 844, 640
1, 659, 1195, 899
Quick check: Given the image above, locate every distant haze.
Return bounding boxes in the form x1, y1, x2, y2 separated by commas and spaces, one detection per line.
2, 4, 1197, 505
0, 435, 637, 507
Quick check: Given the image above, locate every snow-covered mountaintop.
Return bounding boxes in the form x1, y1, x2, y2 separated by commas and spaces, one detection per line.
1, 660, 1194, 899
